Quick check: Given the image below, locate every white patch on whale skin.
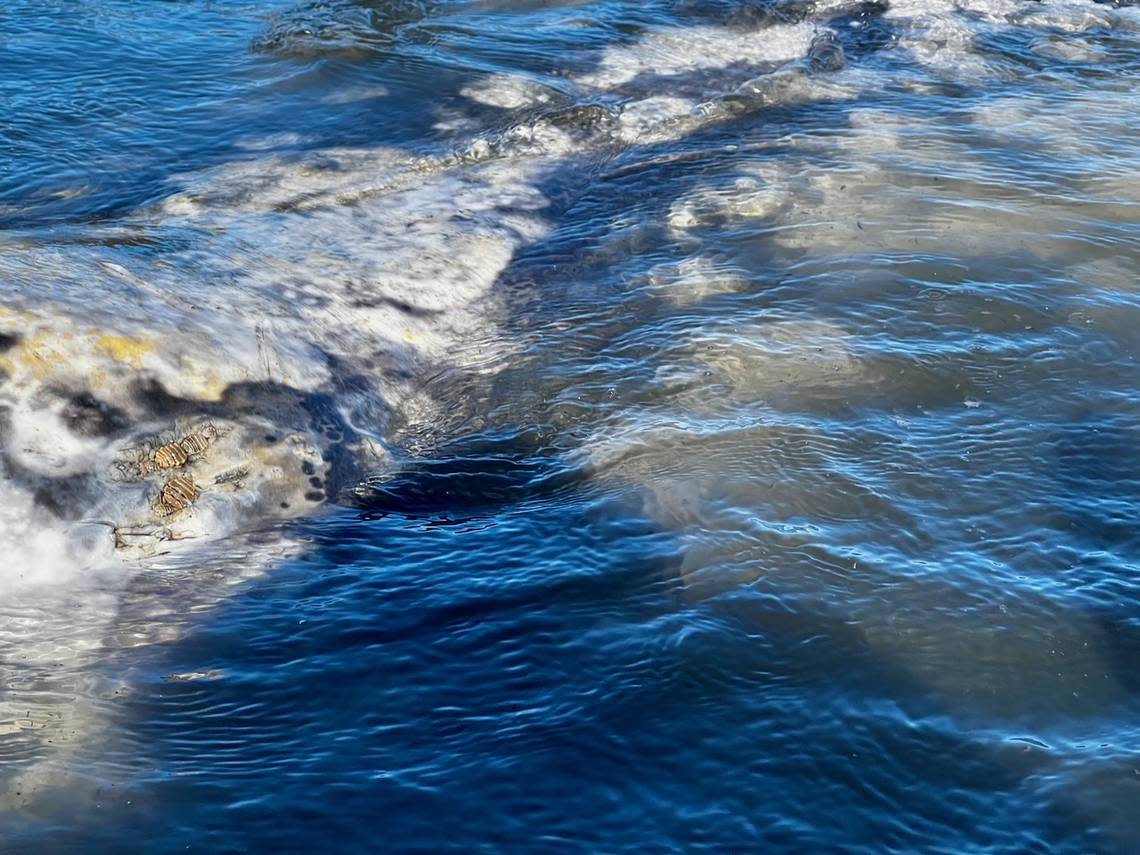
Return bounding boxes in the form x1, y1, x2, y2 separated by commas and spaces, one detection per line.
156, 148, 552, 382
576, 317, 869, 476
666, 76, 1140, 265
1029, 35, 1106, 64
972, 89, 1140, 177
666, 166, 791, 235
689, 320, 868, 397
5, 404, 113, 479
0, 484, 130, 810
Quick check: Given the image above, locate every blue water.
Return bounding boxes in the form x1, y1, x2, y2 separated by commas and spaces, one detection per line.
2, 0, 1140, 851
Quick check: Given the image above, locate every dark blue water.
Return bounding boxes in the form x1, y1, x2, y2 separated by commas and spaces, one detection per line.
2, 0, 1140, 852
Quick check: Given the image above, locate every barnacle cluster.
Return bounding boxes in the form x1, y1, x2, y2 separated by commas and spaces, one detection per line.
114, 423, 222, 528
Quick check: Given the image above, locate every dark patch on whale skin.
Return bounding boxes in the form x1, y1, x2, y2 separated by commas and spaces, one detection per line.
0, 404, 100, 519
348, 293, 445, 319
131, 375, 340, 427
0, 332, 19, 353
125, 372, 374, 505
30, 484, 63, 517
129, 377, 202, 420
31, 473, 101, 521
61, 392, 131, 438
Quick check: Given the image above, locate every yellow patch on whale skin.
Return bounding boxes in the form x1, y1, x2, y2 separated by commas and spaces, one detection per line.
0, 324, 155, 384
9, 333, 72, 380
96, 334, 155, 366
173, 357, 228, 401
0, 315, 234, 403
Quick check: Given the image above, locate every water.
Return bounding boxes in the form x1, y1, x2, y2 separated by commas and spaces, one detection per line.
1, 0, 1139, 850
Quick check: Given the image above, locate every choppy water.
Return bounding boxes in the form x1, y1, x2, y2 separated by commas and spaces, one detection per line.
1, 0, 1139, 850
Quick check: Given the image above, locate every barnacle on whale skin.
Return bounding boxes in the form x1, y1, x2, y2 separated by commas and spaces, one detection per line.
149, 442, 189, 472
155, 475, 201, 516
136, 424, 220, 476
178, 423, 219, 456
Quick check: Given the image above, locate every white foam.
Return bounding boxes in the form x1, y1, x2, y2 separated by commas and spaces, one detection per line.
0, 483, 115, 593
616, 96, 697, 144
461, 74, 553, 109
1015, 0, 1133, 33
576, 22, 817, 89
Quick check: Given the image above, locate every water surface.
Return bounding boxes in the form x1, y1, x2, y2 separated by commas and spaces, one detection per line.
1, 0, 1139, 851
